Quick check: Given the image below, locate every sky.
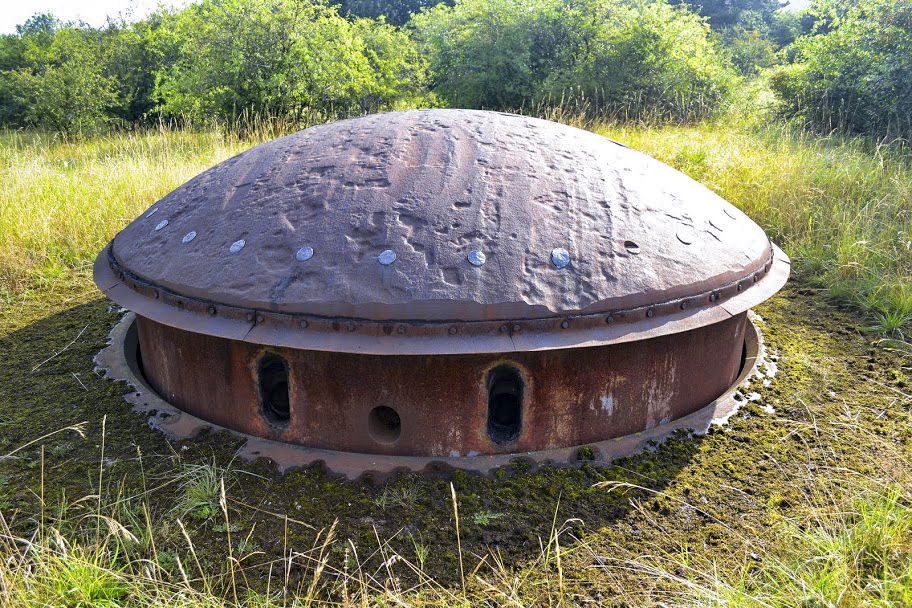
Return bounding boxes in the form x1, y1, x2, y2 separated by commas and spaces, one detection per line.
1, 0, 188, 34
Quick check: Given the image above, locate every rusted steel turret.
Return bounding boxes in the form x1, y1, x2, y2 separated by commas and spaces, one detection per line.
95, 109, 788, 463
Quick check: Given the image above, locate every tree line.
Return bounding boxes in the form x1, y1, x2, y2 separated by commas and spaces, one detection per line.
0, 0, 907, 139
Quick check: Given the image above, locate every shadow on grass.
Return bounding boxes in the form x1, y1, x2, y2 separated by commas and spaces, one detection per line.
0, 295, 705, 593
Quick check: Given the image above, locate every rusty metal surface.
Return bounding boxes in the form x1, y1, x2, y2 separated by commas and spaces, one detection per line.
135, 312, 747, 457
95, 109, 787, 355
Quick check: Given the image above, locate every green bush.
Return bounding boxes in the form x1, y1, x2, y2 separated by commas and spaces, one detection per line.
152, 0, 430, 122
411, 0, 735, 121
772, 0, 912, 139
0, 17, 117, 136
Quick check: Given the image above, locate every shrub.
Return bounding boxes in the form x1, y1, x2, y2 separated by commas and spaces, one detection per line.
772, 0, 912, 139
411, 0, 736, 122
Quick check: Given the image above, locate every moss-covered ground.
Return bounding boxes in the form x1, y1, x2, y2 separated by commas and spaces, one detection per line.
0, 272, 910, 604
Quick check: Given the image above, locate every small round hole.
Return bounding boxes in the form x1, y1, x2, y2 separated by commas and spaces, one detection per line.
624, 240, 640, 255
368, 406, 401, 444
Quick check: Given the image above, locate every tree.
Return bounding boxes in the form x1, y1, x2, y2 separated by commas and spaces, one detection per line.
2, 22, 116, 135
411, 0, 735, 120
771, 0, 912, 138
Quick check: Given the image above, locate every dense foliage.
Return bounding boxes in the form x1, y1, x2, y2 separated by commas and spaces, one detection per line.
0, 1, 430, 133
772, 0, 912, 139
413, 0, 735, 121
0, 0, 910, 140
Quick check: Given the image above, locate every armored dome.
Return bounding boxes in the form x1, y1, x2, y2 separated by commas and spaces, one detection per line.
95, 109, 788, 355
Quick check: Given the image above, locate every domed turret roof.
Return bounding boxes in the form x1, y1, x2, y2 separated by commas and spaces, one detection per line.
95, 109, 789, 354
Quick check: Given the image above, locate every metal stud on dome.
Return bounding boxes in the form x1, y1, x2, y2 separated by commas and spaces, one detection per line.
295, 246, 314, 262
551, 248, 570, 269
182, 231, 197, 244
378, 249, 396, 265
468, 250, 486, 266
229, 239, 245, 254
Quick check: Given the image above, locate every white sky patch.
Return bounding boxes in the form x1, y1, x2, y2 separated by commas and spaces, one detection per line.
3, 0, 188, 34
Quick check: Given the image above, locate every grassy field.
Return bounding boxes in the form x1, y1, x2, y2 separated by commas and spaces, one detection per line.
2, 119, 910, 334
1, 118, 911, 606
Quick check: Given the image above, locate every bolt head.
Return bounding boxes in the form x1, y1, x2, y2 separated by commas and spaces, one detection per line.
378, 249, 396, 265
207, 306, 216, 316
561, 320, 569, 329
256, 315, 264, 323
396, 325, 406, 334
299, 320, 308, 328
296, 246, 314, 262
551, 248, 571, 269
646, 308, 655, 318
512, 324, 521, 332
448, 326, 457, 334
467, 250, 486, 266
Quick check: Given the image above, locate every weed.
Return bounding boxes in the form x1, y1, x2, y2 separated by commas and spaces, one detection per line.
472, 511, 506, 526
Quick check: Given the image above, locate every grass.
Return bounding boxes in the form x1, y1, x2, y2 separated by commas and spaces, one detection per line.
595, 122, 912, 335
1, 116, 910, 334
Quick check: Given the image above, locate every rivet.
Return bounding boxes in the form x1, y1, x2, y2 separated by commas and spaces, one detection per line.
680, 301, 687, 310
624, 240, 640, 255
182, 231, 197, 244
512, 324, 521, 332
561, 320, 569, 329
449, 326, 458, 335
500, 325, 508, 333
605, 316, 614, 325
207, 306, 216, 316
646, 308, 655, 318
467, 250, 486, 266
154, 219, 169, 231
737, 283, 743, 292
295, 246, 314, 262
230, 239, 246, 254
256, 315, 264, 323
754, 274, 760, 282
551, 248, 571, 269
397, 326, 406, 334
246, 313, 254, 322
347, 322, 356, 332
378, 249, 396, 265
153, 290, 159, 299
299, 320, 308, 328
